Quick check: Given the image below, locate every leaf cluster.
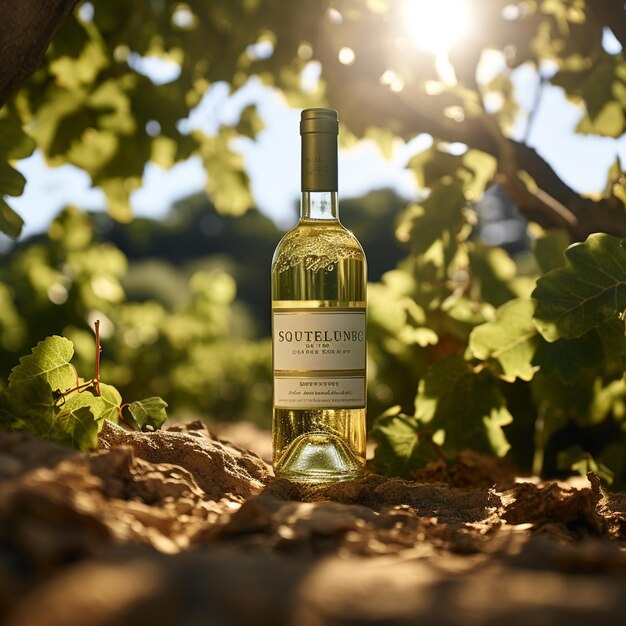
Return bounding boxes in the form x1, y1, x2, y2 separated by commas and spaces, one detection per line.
371, 226, 626, 486
2, 0, 626, 239
0, 334, 167, 451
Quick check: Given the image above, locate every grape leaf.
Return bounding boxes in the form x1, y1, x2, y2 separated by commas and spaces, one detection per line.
0, 163, 26, 196
0, 109, 36, 161
532, 331, 604, 384
236, 104, 265, 140
469, 298, 540, 382
403, 177, 467, 256
370, 407, 439, 476
533, 234, 626, 341
0, 197, 24, 239
0, 377, 57, 432
0, 376, 97, 451
557, 445, 614, 485
129, 396, 168, 430
415, 357, 512, 457
533, 230, 569, 273
8, 336, 77, 393
51, 405, 99, 451
0, 106, 36, 238
99, 383, 122, 424
59, 388, 105, 420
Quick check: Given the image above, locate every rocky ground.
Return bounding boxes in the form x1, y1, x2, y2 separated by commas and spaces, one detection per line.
0, 421, 624, 626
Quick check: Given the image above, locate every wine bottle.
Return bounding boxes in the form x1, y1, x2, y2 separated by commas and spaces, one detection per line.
271, 108, 367, 482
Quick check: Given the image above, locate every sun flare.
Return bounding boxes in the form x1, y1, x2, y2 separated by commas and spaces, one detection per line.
403, 0, 470, 55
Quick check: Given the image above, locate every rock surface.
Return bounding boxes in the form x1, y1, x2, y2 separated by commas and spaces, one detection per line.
0, 421, 624, 626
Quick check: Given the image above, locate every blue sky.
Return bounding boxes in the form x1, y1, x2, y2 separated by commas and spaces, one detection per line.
7, 30, 626, 239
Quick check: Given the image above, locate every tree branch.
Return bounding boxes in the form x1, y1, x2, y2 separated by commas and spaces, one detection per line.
326, 69, 626, 241
587, 1, 626, 51
0, 0, 79, 107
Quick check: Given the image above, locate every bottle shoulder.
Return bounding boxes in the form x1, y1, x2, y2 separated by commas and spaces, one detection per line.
274, 220, 364, 255
272, 220, 366, 273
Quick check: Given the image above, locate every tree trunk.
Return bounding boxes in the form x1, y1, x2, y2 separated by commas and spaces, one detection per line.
0, 0, 79, 107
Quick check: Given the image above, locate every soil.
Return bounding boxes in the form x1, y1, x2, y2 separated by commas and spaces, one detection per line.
0, 421, 624, 626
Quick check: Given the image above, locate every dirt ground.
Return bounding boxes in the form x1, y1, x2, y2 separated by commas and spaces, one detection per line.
0, 421, 624, 626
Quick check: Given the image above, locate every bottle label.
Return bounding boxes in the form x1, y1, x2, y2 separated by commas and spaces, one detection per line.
273, 308, 366, 409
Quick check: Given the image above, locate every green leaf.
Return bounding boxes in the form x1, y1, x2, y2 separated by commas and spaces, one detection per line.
577, 101, 625, 138
461, 149, 497, 200
198, 128, 254, 216
0, 163, 27, 196
589, 377, 626, 425
45, 381, 120, 430
552, 54, 623, 125
468, 244, 521, 307
533, 229, 570, 273
415, 357, 512, 457
8, 336, 77, 393
532, 331, 604, 384
52, 405, 99, 451
59, 387, 105, 421
404, 177, 467, 255
236, 104, 265, 139
0, 377, 57, 432
100, 177, 137, 222
0, 197, 24, 239
49, 39, 109, 89
557, 445, 614, 485
533, 234, 626, 341
371, 406, 439, 476
129, 396, 168, 431
0, 106, 36, 160
470, 298, 541, 382
0, 377, 96, 451
99, 383, 122, 423
0, 107, 34, 237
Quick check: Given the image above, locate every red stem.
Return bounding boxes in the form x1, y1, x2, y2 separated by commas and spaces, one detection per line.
94, 320, 101, 396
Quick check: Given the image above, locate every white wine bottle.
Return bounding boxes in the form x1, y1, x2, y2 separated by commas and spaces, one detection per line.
271, 108, 367, 482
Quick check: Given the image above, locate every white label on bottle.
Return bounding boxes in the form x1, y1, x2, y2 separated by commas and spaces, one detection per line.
274, 376, 365, 409
273, 309, 366, 371
273, 308, 366, 409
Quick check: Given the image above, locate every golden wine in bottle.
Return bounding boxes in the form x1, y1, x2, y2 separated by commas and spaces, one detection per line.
271, 108, 367, 482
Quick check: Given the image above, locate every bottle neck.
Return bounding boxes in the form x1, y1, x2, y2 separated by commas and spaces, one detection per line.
300, 191, 339, 221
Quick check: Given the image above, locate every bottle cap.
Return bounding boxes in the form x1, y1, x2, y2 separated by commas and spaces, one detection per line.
300, 108, 338, 191
300, 108, 339, 135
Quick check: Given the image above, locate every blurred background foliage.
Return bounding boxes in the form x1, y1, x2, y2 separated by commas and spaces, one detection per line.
1, 0, 625, 485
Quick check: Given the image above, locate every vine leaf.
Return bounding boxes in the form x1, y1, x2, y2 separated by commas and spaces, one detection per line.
532, 331, 604, 384
0, 106, 36, 238
0, 376, 97, 450
415, 357, 512, 458
557, 445, 614, 485
373, 357, 516, 478
99, 383, 122, 424
0, 377, 57, 432
402, 177, 467, 255
0, 198, 24, 239
129, 397, 168, 431
469, 298, 540, 382
8, 336, 76, 393
60, 388, 105, 421
52, 405, 99, 451
533, 234, 626, 341
1, 332, 164, 451
371, 407, 439, 476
